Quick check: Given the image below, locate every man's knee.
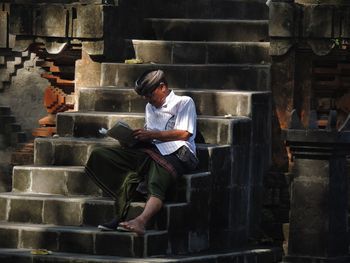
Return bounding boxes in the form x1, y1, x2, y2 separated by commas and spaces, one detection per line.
148, 168, 174, 201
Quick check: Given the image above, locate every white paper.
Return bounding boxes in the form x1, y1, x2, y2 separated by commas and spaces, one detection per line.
99, 128, 108, 135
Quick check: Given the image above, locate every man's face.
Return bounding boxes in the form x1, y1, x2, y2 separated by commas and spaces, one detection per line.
143, 83, 168, 108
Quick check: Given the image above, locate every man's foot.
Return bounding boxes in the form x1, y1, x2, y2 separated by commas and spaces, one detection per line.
118, 218, 145, 235
97, 218, 119, 231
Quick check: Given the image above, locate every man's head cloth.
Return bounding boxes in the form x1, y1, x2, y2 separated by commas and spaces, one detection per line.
134, 69, 166, 96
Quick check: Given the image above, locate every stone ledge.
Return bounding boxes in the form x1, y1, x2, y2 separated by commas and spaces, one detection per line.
56, 111, 252, 146
125, 40, 270, 64
0, 192, 115, 226
0, 246, 283, 262
144, 18, 269, 42
78, 87, 271, 118
0, 222, 168, 257
100, 63, 271, 91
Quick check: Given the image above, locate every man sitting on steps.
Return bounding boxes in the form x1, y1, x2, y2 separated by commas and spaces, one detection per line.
85, 69, 198, 235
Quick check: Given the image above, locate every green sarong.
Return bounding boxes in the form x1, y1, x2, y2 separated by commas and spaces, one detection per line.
85, 146, 176, 221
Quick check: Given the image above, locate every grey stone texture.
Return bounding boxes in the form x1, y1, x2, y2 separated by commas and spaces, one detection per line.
144, 19, 269, 42
56, 111, 252, 146
20, 229, 58, 251
75, 51, 102, 92
0, 11, 8, 48
8, 198, 43, 224
100, 64, 271, 91
289, 159, 348, 257
43, 199, 84, 225
0, 244, 282, 262
0, 65, 48, 136
78, 88, 269, 118
296, 0, 349, 3
72, 5, 103, 38
140, 0, 269, 20
0, 223, 172, 258
284, 126, 350, 262
303, 5, 333, 38
124, 40, 270, 65
269, 1, 350, 55
0, 192, 117, 226
269, 2, 295, 37
0, 228, 18, 248
59, 232, 93, 254
7, 2, 122, 60
94, 232, 135, 256
341, 8, 350, 38
34, 5, 67, 37
9, 4, 33, 35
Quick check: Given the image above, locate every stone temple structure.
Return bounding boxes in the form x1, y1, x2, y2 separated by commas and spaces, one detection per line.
0, 0, 349, 262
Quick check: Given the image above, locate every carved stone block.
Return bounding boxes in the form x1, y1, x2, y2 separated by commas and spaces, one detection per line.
72, 5, 103, 38
9, 4, 33, 35
303, 5, 333, 38
341, 7, 350, 38
269, 2, 295, 37
0, 11, 7, 48
34, 5, 67, 37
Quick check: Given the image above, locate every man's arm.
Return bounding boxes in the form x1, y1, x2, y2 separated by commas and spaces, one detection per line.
133, 129, 191, 142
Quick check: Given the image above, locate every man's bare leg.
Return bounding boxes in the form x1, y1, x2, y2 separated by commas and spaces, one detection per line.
119, 196, 163, 235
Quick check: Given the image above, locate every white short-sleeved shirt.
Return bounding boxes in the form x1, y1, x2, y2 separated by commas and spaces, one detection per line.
145, 90, 197, 156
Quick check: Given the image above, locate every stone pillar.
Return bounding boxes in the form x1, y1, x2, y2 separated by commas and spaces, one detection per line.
283, 110, 350, 262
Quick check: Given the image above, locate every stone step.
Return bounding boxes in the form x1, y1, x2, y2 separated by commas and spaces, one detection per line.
9, 57, 22, 67
124, 40, 270, 64
5, 123, 21, 133
0, 191, 189, 233
0, 106, 11, 115
34, 137, 230, 172
141, 0, 269, 20
101, 63, 270, 91
0, 192, 115, 227
78, 87, 270, 118
12, 166, 102, 197
126, 202, 191, 235
0, 247, 283, 263
0, 222, 168, 257
12, 164, 210, 203
0, 115, 15, 129
0, 70, 10, 82
11, 131, 26, 145
4, 61, 16, 74
56, 111, 249, 146
0, 49, 28, 58
143, 19, 269, 42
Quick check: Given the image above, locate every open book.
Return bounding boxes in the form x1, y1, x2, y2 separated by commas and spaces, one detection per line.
101, 121, 138, 147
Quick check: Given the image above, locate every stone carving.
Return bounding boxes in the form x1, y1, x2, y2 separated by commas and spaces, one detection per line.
284, 109, 350, 262
270, 1, 350, 55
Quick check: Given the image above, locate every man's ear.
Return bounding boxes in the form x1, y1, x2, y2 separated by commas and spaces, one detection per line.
160, 83, 169, 92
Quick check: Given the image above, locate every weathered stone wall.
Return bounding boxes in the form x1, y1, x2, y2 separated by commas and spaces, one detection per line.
0, 62, 49, 136
0, 53, 48, 191
265, 0, 350, 247
269, 0, 350, 166
0, 3, 49, 192
0, 1, 123, 192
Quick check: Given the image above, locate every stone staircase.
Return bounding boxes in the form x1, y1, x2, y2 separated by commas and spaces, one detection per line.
0, 0, 282, 262
0, 49, 31, 92
0, 50, 32, 145
0, 106, 27, 149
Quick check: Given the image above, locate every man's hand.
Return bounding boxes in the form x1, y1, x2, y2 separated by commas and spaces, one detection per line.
133, 129, 191, 142
133, 129, 154, 142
